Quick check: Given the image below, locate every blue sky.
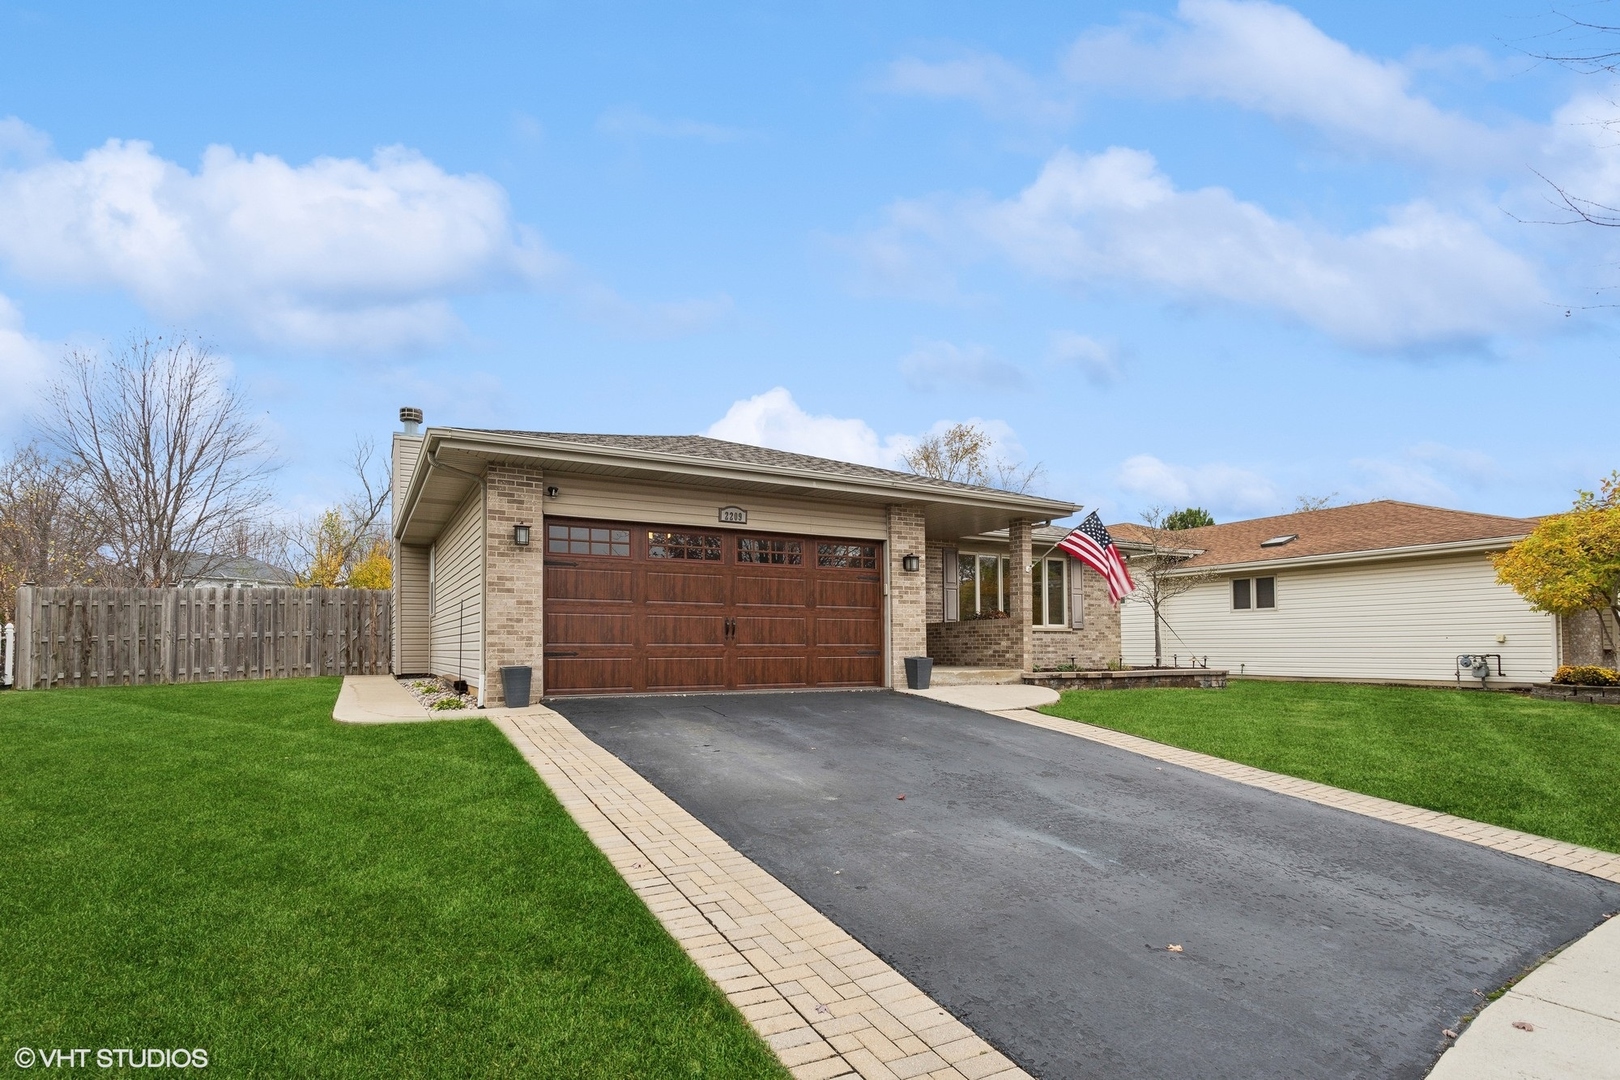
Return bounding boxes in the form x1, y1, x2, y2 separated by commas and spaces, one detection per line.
0, 1, 1615, 525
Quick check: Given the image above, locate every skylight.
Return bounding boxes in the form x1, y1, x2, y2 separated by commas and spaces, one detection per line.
1260, 534, 1298, 547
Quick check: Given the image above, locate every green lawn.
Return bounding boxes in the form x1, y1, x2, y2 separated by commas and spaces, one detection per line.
1040, 680, 1620, 854
0, 679, 787, 1079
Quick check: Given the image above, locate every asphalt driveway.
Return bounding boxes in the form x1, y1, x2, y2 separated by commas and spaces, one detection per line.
550, 690, 1620, 1080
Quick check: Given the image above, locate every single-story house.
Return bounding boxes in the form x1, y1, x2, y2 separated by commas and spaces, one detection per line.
388, 411, 1109, 704
177, 553, 297, 589
1111, 501, 1588, 685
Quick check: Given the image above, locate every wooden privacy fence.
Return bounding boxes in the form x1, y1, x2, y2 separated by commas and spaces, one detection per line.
11, 586, 392, 690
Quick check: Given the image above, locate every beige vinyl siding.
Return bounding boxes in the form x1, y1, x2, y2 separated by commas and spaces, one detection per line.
394, 543, 431, 673
1120, 552, 1557, 684
430, 487, 484, 687
390, 433, 424, 673
544, 474, 888, 539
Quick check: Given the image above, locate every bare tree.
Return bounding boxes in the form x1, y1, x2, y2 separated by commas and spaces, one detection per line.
1293, 492, 1338, 512
1123, 506, 1217, 668
905, 421, 1044, 493
45, 336, 275, 587
0, 443, 110, 617
282, 439, 391, 587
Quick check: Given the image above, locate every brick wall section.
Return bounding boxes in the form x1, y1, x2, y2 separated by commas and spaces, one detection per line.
927, 619, 1022, 667
886, 504, 927, 688
483, 464, 546, 704
924, 543, 945, 623
1007, 518, 1034, 673
1032, 565, 1122, 669
1560, 609, 1616, 669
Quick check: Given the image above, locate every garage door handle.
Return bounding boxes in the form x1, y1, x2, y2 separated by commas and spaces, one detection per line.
856, 649, 880, 656
544, 559, 578, 567
544, 651, 579, 658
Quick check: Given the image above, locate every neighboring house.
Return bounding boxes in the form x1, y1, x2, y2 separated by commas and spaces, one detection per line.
389, 411, 1082, 704
176, 553, 297, 589
1110, 501, 1570, 686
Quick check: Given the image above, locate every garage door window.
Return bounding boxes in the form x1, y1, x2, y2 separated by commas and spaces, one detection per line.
548, 524, 630, 556
817, 543, 878, 569
648, 531, 722, 560
738, 537, 803, 564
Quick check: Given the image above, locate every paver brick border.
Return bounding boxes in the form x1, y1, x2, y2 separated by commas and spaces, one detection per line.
493, 707, 1030, 1080
999, 708, 1620, 884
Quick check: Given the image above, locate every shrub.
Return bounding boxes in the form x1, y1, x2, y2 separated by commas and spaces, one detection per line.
1552, 664, 1620, 686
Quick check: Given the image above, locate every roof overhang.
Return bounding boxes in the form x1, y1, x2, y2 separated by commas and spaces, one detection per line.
394, 427, 1080, 545
1136, 534, 1528, 577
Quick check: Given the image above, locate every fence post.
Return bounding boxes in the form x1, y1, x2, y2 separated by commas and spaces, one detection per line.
15, 586, 34, 690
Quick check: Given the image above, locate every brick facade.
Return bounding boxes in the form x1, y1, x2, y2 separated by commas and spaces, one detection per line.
1032, 566, 1122, 670
1560, 609, 1616, 669
1007, 518, 1034, 673
483, 463, 546, 705
886, 504, 927, 688
927, 618, 1022, 667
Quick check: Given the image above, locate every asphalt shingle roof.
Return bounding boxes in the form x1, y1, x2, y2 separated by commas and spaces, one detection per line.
1107, 500, 1540, 568
477, 430, 1041, 499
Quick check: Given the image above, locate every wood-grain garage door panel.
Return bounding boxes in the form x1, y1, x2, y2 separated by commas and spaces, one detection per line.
543, 518, 883, 695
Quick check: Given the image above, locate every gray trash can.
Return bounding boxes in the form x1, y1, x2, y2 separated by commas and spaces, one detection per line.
904, 656, 932, 690
500, 665, 533, 709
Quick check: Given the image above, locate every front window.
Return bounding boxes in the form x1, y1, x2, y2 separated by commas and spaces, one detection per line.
1232, 576, 1276, 610
1031, 558, 1067, 626
960, 553, 1010, 618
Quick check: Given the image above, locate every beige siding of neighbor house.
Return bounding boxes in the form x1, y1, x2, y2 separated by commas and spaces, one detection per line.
430, 486, 485, 688
542, 474, 888, 539
1119, 552, 1557, 684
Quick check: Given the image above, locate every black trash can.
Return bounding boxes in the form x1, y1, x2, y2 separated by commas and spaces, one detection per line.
904, 656, 933, 690
500, 665, 533, 709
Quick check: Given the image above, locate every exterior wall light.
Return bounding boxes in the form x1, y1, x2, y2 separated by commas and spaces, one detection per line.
901, 553, 920, 573
513, 523, 531, 547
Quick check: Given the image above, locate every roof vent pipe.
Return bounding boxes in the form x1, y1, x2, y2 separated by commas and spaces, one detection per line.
399, 406, 423, 435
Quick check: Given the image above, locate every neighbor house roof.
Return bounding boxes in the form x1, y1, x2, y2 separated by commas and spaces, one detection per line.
396, 427, 1080, 545
1107, 500, 1540, 572
176, 553, 296, 586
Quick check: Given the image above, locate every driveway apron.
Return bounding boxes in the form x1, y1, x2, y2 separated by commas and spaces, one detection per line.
550, 690, 1620, 1080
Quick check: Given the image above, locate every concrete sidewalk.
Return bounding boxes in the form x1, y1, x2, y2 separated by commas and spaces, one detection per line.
916, 681, 1620, 1079
332, 674, 475, 723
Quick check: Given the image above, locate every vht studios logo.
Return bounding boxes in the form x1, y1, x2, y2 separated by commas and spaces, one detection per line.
13, 1047, 208, 1069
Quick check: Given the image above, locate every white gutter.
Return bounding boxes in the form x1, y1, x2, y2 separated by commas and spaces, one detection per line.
1142, 534, 1528, 577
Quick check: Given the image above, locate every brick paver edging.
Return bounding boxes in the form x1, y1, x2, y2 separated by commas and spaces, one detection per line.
493, 708, 1029, 1080
1000, 709, 1620, 885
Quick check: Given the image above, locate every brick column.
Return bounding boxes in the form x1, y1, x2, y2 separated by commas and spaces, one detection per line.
886, 504, 927, 688
1007, 518, 1034, 673
483, 464, 545, 705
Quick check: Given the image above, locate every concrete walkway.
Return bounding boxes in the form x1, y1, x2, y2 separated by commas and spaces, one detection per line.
332, 674, 475, 723
913, 682, 1620, 1078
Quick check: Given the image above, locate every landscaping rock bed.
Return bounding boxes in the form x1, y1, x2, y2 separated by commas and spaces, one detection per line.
1024, 668, 1228, 691
398, 676, 478, 712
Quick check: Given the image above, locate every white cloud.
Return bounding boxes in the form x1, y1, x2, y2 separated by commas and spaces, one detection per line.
1065, 0, 1527, 171
898, 340, 1022, 391
1116, 453, 1278, 513
864, 146, 1548, 351
882, 53, 1074, 126
0, 138, 557, 351
0, 294, 50, 435
706, 387, 914, 468
597, 106, 751, 144
0, 116, 52, 167
1047, 331, 1121, 384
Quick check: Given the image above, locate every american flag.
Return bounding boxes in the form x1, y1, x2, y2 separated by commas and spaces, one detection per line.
1057, 511, 1135, 604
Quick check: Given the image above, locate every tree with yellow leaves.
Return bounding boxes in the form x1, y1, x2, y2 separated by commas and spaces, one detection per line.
1494, 472, 1620, 668
289, 441, 392, 590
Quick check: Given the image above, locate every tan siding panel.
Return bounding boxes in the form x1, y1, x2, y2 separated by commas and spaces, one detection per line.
1120, 553, 1557, 682
544, 475, 887, 539
430, 488, 484, 686
395, 543, 432, 672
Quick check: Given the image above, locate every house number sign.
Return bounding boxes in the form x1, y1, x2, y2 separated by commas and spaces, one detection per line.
718, 506, 747, 525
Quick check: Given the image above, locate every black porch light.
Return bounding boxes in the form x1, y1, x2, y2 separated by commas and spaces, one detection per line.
513, 523, 531, 547
901, 553, 920, 573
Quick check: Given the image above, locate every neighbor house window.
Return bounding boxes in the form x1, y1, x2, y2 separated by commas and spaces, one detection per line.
549, 524, 630, 556
1232, 576, 1276, 610
959, 553, 1011, 617
1031, 558, 1067, 627
647, 531, 722, 560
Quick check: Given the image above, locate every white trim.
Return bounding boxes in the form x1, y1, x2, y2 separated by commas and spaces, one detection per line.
1144, 535, 1526, 577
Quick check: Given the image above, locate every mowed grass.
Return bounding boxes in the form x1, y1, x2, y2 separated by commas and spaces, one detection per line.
1040, 680, 1620, 854
0, 679, 788, 1079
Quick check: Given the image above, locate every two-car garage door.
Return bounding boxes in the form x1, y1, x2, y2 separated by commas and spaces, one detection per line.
543, 518, 885, 695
